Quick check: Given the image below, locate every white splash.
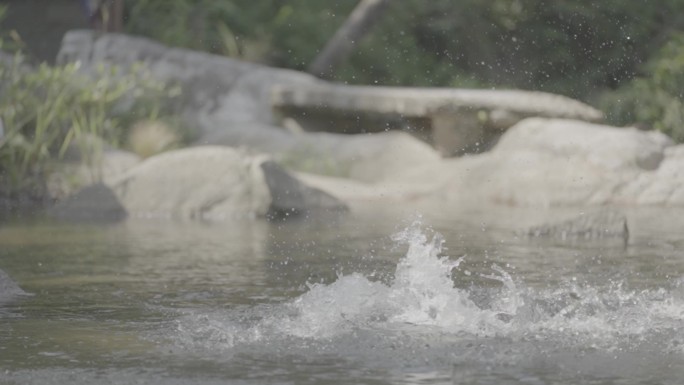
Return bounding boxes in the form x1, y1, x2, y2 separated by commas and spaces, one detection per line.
173, 221, 684, 354
274, 222, 512, 339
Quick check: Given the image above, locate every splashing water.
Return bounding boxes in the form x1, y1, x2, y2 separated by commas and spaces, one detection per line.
173, 221, 684, 359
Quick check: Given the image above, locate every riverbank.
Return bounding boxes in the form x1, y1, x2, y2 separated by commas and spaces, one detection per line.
4, 31, 684, 223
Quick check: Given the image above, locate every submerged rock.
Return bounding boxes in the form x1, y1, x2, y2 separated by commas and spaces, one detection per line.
525, 211, 629, 241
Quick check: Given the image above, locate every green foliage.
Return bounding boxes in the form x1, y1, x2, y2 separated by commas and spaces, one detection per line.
124, 0, 354, 64
601, 34, 684, 141
123, 0, 684, 102
122, 1, 684, 141
0, 5, 24, 53
0, 55, 178, 197
338, 0, 684, 97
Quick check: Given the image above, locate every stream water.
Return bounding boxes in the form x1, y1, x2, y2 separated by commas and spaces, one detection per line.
1, 209, 684, 384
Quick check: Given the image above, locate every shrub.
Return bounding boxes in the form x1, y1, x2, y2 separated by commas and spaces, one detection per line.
0, 55, 180, 199
601, 34, 684, 141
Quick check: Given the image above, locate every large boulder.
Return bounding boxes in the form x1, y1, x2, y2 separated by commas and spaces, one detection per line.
51, 146, 347, 221
613, 145, 684, 205
491, 118, 672, 171
427, 118, 674, 207
272, 83, 604, 156
301, 118, 680, 210
57, 30, 320, 140
286, 131, 442, 182
207, 126, 442, 182
47, 148, 141, 202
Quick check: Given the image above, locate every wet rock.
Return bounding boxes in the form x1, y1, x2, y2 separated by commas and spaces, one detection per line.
525, 211, 629, 241
260, 160, 348, 219
0, 268, 28, 303
51, 146, 347, 221
48, 182, 127, 222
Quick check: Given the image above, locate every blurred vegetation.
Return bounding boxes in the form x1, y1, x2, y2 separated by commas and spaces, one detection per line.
600, 34, 684, 141
123, 0, 684, 138
1, 0, 683, 202
0, 53, 180, 201
124, 1, 683, 95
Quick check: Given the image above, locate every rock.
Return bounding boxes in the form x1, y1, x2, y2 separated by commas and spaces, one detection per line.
272, 83, 604, 156
260, 161, 348, 219
299, 118, 681, 210
273, 84, 603, 123
52, 146, 347, 221
525, 211, 629, 241
47, 148, 141, 201
425, 118, 675, 207
199, 121, 300, 155
56, 31, 604, 160
48, 182, 127, 221
286, 131, 442, 182
492, 118, 673, 171
57, 30, 320, 140
0, 268, 28, 303
613, 145, 684, 205
207, 126, 442, 182
110, 146, 273, 220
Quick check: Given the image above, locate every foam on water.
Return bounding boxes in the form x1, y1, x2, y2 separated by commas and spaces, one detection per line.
172, 222, 684, 357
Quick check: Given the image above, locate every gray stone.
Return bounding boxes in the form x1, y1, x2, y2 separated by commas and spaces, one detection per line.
613, 145, 684, 205
492, 118, 673, 171
0, 268, 28, 303
206, 125, 441, 183
260, 160, 348, 219
272, 84, 603, 123
288, 130, 442, 182
300, 118, 681, 211
426, 118, 675, 208
47, 148, 141, 201
57, 31, 603, 159
110, 146, 273, 220
57, 30, 319, 140
53, 146, 347, 221
525, 210, 629, 241
48, 182, 127, 221
272, 83, 604, 156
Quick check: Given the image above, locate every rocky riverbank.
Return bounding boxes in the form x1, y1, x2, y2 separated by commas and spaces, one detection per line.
16, 30, 684, 222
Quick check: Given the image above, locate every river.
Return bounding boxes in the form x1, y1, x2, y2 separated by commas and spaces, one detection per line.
1, 208, 684, 384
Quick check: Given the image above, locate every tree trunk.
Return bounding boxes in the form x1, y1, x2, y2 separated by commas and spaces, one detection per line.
308, 0, 391, 79
89, 0, 124, 33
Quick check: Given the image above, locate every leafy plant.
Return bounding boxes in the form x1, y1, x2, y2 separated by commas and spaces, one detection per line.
601, 34, 684, 141
0, 55, 180, 199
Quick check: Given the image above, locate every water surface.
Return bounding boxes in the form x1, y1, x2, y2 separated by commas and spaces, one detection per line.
1, 209, 684, 384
